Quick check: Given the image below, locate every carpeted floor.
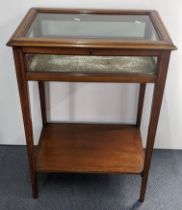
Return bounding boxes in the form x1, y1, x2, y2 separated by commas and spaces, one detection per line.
0, 146, 181, 210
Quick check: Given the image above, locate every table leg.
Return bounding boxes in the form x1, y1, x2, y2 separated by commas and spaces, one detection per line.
38, 81, 47, 126
13, 48, 38, 198
140, 52, 171, 201
136, 83, 146, 127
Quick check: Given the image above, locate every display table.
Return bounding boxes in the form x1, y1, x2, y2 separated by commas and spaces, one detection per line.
7, 8, 176, 201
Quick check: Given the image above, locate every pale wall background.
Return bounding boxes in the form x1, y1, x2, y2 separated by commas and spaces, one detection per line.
0, 0, 182, 148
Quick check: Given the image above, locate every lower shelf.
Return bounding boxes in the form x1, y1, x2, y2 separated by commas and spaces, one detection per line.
36, 123, 144, 174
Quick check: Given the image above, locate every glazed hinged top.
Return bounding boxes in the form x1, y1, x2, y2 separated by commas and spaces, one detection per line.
26, 14, 159, 40
7, 8, 176, 50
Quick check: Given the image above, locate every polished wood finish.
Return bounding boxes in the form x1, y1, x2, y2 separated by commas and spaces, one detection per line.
136, 84, 146, 127
26, 72, 157, 83
140, 51, 171, 201
22, 47, 162, 56
8, 8, 176, 201
37, 123, 144, 174
7, 8, 176, 50
38, 81, 47, 125
13, 48, 38, 198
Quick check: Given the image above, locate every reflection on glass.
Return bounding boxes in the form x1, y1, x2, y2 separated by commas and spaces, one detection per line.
27, 55, 157, 74
26, 13, 159, 40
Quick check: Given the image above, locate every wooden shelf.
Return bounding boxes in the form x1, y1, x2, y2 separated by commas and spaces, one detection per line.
36, 123, 144, 174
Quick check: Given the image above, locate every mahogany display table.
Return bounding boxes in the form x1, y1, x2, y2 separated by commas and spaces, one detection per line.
7, 8, 176, 201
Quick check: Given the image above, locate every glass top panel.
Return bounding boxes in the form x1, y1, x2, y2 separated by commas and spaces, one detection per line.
26, 13, 159, 40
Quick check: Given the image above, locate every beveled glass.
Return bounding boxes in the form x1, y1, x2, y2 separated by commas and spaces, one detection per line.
26, 13, 159, 40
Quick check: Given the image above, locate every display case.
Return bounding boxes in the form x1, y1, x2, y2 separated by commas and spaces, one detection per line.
7, 8, 176, 201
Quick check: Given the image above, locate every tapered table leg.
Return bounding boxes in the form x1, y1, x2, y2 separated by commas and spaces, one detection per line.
136, 83, 146, 127
140, 52, 171, 201
38, 81, 47, 126
13, 48, 38, 198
